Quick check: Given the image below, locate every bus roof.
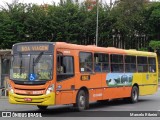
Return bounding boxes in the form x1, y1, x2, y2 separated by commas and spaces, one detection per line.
13, 42, 156, 57
125, 49, 156, 57
13, 42, 55, 46
55, 42, 125, 54
55, 42, 156, 57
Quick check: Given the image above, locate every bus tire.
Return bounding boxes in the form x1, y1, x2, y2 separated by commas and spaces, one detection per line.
130, 86, 139, 103
74, 90, 87, 111
37, 105, 48, 110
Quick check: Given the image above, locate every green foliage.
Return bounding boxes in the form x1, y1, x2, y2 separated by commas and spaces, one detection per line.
149, 40, 160, 50
143, 2, 160, 39
138, 47, 148, 51
0, 0, 160, 49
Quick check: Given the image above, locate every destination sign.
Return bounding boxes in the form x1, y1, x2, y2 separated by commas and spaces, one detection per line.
17, 45, 49, 52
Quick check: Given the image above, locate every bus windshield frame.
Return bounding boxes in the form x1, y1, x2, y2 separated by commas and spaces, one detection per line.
10, 53, 53, 81
10, 42, 54, 82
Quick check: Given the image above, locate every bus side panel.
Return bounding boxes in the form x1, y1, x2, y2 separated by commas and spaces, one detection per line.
140, 85, 157, 96
75, 73, 102, 100
102, 73, 132, 100
139, 73, 158, 96
89, 89, 96, 102
73, 50, 104, 101
102, 87, 132, 100
55, 83, 75, 105
132, 73, 142, 95
55, 91, 73, 105
133, 71, 158, 96
91, 74, 103, 101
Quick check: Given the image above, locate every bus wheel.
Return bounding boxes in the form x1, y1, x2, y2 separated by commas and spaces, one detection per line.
130, 86, 139, 103
37, 105, 48, 110
74, 90, 86, 111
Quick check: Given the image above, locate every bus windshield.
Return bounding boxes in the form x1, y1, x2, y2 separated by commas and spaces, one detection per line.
10, 53, 53, 81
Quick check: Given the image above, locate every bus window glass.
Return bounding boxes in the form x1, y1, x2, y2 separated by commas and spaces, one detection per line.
94, 53, 110, 72
111, 54, 124, 72
63, 57, 74, 73
137, 57, 148, 72
57, 56, 74, 81
148, 57, 156, 72
10, 54, 53, 81
80, 52, 93, 72
34, 55, 52, 80
125, 55, 136, 72
111, 54, 123, 63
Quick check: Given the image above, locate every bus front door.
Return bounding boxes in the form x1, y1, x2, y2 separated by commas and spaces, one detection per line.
55, 50, 75, 105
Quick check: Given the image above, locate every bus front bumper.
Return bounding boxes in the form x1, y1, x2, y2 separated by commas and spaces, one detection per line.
9, 92, 55, 106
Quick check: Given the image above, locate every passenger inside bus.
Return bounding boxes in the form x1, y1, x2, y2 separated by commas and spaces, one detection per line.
95, 63, 101, 72
57, 58, 64, 73
57, 62, 64, 73
84, 63, 92, 72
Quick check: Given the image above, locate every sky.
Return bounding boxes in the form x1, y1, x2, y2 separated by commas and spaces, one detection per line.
0, 0, 115, 7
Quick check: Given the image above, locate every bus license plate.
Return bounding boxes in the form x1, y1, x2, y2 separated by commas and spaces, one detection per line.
24, 98, 32, 102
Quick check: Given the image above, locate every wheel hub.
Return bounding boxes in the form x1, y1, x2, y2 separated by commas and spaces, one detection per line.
133, 90, 137, 101
80, 95, 85, 107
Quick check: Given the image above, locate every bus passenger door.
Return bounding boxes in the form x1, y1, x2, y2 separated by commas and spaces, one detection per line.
55, 50, 75, 105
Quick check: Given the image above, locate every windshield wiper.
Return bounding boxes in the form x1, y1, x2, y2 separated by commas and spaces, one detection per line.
33, 52, 44, 66
32, 52, 44, 74
19, 52, 23, 74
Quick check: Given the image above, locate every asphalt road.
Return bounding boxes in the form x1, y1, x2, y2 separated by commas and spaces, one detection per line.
0, 88, 160, 120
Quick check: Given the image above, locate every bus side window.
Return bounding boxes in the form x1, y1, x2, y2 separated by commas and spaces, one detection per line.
111, 54, 124, 73
125, 55, 136, 72
57, 56, 65, 73
79, 52, 93, 73
94, 53, 110, 72
148, 57, 156, 73
137, 56, 148, 72
57, 55, 74, 81
95, 63, 101, 72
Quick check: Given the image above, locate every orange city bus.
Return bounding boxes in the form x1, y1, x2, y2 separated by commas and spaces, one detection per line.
8, 42, 158, 111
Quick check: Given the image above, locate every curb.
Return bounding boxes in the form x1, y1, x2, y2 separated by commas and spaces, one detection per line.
0, 96, 8, 99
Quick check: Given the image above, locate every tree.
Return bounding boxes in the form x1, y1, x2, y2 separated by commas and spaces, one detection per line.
144, 2, 160, 40
0, 0, 159, 49
149, 40, 160, 50
0, 2, 27, 48
109, 0, 147, 49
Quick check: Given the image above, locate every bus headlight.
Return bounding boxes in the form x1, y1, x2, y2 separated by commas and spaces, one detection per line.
46, 84, 54, 95
10, 89, 14, 94
8, 83, 14, 94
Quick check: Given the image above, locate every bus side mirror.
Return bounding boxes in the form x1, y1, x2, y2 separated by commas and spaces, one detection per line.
2, 54, 13, 63
3, 59, 7, 63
